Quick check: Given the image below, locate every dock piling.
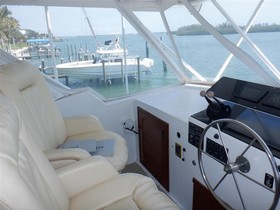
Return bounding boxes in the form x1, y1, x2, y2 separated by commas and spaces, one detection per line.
160, 36, 167, 72
102, 60, 107, 86
121, 60, 124, 84
137, 57, 140, 83
145, 41, 149, 58
41, 59, 45, 73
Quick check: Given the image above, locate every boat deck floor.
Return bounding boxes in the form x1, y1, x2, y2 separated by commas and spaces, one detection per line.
122, 162, 148, 176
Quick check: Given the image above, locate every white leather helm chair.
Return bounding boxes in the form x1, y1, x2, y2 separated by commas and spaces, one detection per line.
0, 95, 179, 210
0, 95, 178, 210
0, 60, 127, 170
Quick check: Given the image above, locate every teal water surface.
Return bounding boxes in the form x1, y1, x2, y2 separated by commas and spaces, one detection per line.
27, 32, 280, 99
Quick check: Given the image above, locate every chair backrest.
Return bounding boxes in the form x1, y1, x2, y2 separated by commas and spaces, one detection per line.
0, 61, 66, 151
0, 94, 69, 210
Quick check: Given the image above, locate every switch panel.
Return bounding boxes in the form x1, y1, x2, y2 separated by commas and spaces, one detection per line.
189, 122, 204, 148
175, 143, 182, 159
206, 138, 228, 164
264, 173, 274, 189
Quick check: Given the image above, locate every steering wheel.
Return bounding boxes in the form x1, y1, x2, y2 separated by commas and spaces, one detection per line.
198, 119, 280, 210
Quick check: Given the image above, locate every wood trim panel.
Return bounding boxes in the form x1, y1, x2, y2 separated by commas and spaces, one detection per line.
137, 107, 169, 191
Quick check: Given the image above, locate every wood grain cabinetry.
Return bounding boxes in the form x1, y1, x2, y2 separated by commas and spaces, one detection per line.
193, 179, 226, 210
137, 107, 169, 191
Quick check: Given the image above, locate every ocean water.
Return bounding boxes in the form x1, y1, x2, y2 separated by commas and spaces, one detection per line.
28, 32, 280, 99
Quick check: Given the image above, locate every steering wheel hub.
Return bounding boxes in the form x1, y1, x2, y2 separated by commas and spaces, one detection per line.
223, 156, 250, 174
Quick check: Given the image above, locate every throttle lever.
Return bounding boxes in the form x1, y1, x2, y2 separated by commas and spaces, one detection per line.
200, 90, 231, 122
200, 90, 212, 105
207, 91, 223, 105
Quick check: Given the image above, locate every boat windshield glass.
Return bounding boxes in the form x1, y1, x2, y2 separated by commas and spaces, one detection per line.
134, 1, 280, 86
2, 1, 280, 100
2, 6, 181, 99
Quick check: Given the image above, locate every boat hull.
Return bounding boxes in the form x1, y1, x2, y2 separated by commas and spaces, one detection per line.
56, 58, 153, 80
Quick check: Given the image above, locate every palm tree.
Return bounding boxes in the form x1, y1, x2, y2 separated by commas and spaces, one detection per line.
0, 6, 21, 49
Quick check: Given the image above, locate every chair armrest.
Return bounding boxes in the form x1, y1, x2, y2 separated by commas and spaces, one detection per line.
64, 115, 104, 137
56, 156, 118, 198
44, 148, 91, 161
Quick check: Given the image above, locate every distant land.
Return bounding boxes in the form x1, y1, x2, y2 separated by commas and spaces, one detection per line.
176, 23, 280, 36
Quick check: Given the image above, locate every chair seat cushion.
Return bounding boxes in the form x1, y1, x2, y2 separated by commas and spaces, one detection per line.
0, 60, 128, 171
66, 130, 128, 171
70, 174, 178, 210
102, 196, 139, 210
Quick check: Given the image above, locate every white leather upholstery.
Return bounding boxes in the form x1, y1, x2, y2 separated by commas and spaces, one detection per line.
0, 95, 180, 210
0, 60, 128, 170
0, 95, 69, 210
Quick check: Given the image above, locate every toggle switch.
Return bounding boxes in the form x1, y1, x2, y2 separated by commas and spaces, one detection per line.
175, 143, 182, 159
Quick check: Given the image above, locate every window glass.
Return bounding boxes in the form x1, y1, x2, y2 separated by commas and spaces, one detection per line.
163, 1, 280, 85
2, 6, 181, 100
2, 1, 280, 99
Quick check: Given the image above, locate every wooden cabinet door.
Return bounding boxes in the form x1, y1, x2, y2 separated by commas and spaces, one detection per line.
193, 179, 227, 210
137, 107, 169, 191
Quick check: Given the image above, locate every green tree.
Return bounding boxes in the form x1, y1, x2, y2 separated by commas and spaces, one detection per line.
216, 21, 236, 34
0, 6, 22, 48
176, 24, 209, 36
24, 29, 40, 39
176, 22, 280, 36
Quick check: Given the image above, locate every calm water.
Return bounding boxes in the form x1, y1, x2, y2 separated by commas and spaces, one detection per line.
28, 32, 280, 99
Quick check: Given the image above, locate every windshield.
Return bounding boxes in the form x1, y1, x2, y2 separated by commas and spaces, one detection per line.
1, 0, 279, 99
134, 0, 280, 86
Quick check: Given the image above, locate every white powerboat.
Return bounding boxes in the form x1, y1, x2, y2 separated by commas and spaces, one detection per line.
56, 37, 154, 80
1, 1, 280, 210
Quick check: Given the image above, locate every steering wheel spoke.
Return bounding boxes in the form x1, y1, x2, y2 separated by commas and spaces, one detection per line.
231, 171, 247, 210
239, 138, 257, 158
213, 173, 228, 191
216, 123, 232, 163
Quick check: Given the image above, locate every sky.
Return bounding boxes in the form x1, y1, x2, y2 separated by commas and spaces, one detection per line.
7, 0, 280, 37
